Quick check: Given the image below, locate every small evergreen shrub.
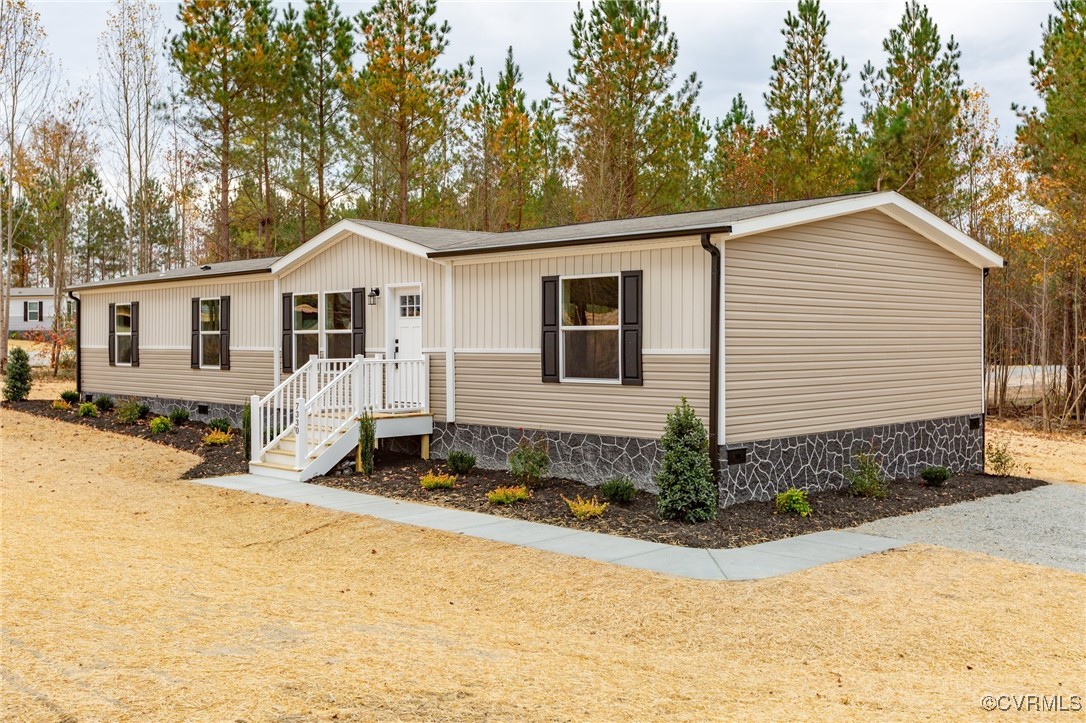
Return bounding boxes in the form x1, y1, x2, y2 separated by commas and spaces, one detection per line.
77, 402, 98, 418
207, 417, 231, 433
115, 399, 144, 424
202, 429, 233, 446
446, 450, 476, 475
2, 347, 32, 401
774, 488, 812, 517
135, 402, 151, 419
985, 440, 1018, 476
241, 401, 252, 457
920, 465, 952, 487
93, 395, 115, 412
487, 485, 531, 505
656, 397, 717, 523
508, 434, 550, 487
845, 452, 887, 498
563, 494, 608, 520
60, 390, 80, 404
420, 470, 457, 489
599, 476, 637, 504
51, 399, 71, 411
168, 407, 190, 425
149, 416, 173, 434
357, 413, 376, 475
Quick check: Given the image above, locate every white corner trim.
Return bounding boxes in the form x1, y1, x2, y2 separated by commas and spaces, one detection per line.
442, 261, 456, 423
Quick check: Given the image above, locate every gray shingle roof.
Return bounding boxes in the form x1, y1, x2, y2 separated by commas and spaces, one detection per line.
72, 256, 278, 291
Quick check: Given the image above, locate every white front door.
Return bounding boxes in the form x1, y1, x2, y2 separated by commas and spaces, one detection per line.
392, 287, 422, 360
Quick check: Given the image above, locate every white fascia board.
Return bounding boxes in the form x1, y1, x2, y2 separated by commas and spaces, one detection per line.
270, 219, 434, 276
726, 191, 1005, 270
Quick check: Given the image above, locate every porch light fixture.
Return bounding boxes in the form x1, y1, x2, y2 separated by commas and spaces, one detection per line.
367, 287, 380, 306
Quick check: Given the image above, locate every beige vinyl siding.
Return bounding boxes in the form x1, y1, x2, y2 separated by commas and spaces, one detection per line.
81, 278, 275, 349
724, 209, 982, 442
455, 353, 708, 438
82, 348, 275, 406
281, 232, 446, 349
428, 352, 446, 422
454, 243, 709, 351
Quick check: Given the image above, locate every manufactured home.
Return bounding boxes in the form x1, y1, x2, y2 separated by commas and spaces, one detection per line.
69, 192, 1004, 506
8, 287, 64, 334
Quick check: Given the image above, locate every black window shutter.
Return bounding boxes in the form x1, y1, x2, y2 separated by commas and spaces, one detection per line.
22, 301, 27, 322
281, 292, 294, 373
108, 303, 116, 366
541, 276, 559, 383
621, 270, 643, 386
130, 301, 140, 367
219, 295, 231, 370
191, 298, 200, 369
351, 287, 366, 357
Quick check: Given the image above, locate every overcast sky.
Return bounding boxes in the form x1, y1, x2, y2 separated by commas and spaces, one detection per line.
34, 0, 1054, 142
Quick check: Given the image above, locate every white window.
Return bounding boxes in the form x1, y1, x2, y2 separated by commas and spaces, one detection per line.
325, 291, 352, 358
399, 293, 421, 318
27, 301, 41, 322
293, 293, 319, 368
200, 298, 221, 368
560, 274, 620, 382
115, 304, 132, 365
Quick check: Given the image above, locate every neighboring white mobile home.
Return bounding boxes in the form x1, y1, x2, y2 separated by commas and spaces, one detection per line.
70, 192, 1003, 506
8, 287, 64, 334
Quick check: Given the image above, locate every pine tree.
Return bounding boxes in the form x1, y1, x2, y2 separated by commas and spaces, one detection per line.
3, 346, 32, 401
549, 0, 708, 221
859, 0, 964, 213
764, 0, 853, 200
656, 397, 717, 523
708, 94, 777, 207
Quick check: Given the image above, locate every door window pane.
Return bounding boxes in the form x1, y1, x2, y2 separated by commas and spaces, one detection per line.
562, 276, 618, 326
202, 334, 221, 367
399, 293, 420, 318
563, 329, 619, 380
295, 333, 318, 369
116, 335, 132, 364
201, 299, 220, 332
294, 294, 318, 331
325, 292, 351, 331
326, 333, 352, 359
115, 304, 132, 333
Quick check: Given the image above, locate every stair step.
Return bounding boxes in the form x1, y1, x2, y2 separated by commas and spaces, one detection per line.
250, 459, 300, 472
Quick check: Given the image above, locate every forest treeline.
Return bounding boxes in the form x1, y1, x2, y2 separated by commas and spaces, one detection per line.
1, 0, 1083, 425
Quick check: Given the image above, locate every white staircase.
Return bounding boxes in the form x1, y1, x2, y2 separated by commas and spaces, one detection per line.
249, 355, 433, 481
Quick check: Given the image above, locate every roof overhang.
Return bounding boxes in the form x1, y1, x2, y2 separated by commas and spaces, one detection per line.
427, 225, 734, 259
70, 266, 272, 292
271, 219, 434, 276
725, 191, 1005, 269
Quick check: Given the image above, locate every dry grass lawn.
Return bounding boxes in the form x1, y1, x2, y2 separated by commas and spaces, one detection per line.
987, 419, 1086, 485
2, 408, 1084, 721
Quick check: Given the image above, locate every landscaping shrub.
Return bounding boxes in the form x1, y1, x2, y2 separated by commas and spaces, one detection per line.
920, 465, 953, 487
985, 440, 1018, 476
357, 413, 376, 475
115, 399, 144, 424
135, 402, 151, 419
202, 429, 233, 446
446, 450, 476, 475
167, 407, 190, 425
241, 401, 252, 457
845, 452, 887, 498
599, 476, 637, 504
2, 347, 32, 401
774, 488, 812, 517
77, 402, 98, 418
486, 485, 531, 505
563, 494, 608, 520
51, 399, 71, 411
656, 397, 717, 523
420, 470, 456, 489
508, 434, 550, 487
60, 389, 80, 404
149, 416, 173, 434
93, 395, 115, 412
207, 417, 231, 433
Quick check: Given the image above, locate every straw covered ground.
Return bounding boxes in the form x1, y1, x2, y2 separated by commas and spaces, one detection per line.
2, 407, 1083, 721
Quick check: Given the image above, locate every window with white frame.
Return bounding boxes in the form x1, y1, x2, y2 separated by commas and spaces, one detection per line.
293, 293, 319, 368
399, 293, 421, 318
325, 291, 352, 358
560, 274, 620, 382
115, 303, 133, 364
200, 298, 221, 367
27, 301, 41, 322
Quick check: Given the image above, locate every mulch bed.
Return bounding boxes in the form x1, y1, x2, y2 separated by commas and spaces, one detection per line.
9, 399, 1047, 549
313, 450, 1047, 549
9, 399, 248, 479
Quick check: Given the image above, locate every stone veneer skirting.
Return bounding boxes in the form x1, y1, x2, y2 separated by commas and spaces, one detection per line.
429, 415, 984, 509
83, 391, 245, 426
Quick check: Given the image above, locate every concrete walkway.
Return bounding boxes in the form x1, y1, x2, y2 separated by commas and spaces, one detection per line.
192, 474, 905, 580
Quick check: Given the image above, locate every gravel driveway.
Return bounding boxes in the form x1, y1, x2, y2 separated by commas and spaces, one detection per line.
857, 484, 1086, 573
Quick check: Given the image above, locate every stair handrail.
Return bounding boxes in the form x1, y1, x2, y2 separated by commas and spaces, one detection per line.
295, 357, 362, 466
251, 355, 323, 459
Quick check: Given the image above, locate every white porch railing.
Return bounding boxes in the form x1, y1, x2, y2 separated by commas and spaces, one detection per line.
250, 354, 429, 465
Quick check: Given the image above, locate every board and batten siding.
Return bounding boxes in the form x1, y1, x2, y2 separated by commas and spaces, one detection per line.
280, 232, 447, 350
453, 243, 710, 352
454, 353, 708, 438
80, 278, 276, 349
82, 348, 275, 406
724, 209, 983, 443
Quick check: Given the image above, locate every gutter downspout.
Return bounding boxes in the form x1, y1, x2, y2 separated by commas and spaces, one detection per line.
701, 233, 722, 482
67, 290, 80, 395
